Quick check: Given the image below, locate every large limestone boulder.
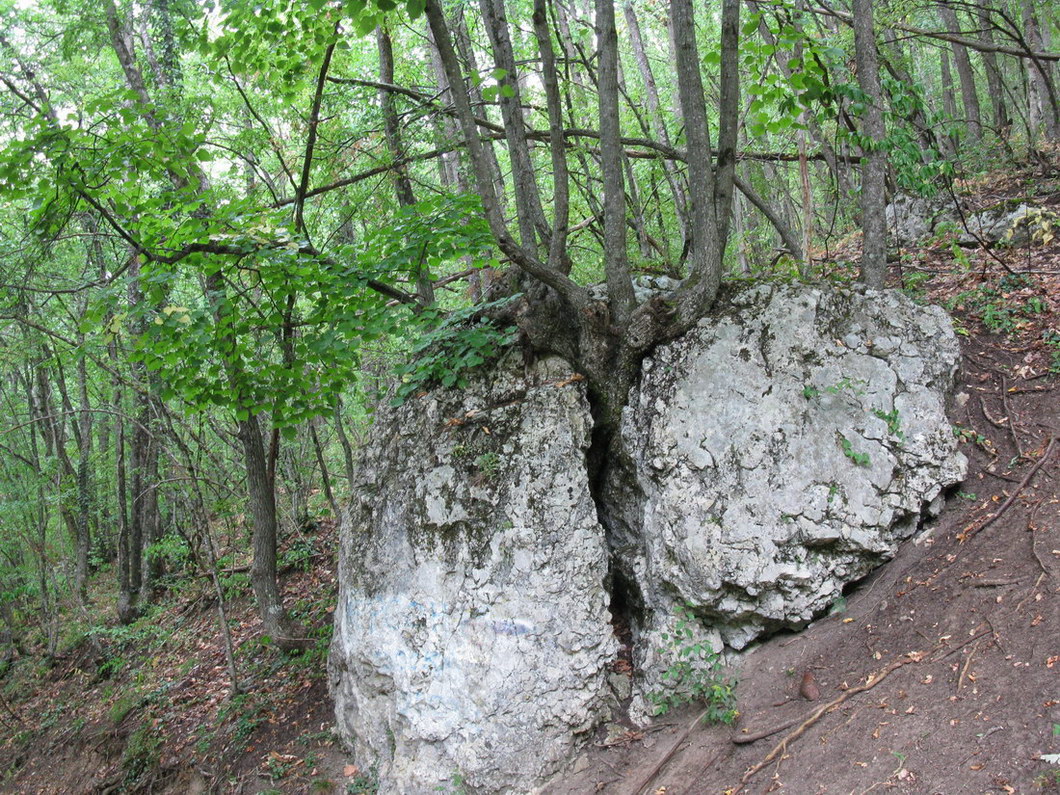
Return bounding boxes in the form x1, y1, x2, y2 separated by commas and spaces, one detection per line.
328, 354, 616, 794
601, 284, 966, 709
329, 283, 967, 789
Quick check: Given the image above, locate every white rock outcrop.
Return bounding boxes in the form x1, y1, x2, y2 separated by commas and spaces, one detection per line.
601, 284, 966, 712
329, 284, 967, 791
328, 355, 616, 794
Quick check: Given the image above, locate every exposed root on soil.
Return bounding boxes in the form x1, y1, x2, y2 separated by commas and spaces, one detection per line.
958, 435, 1057, 542
736, 651, 926, 790
629, 707, 717, 795
731, 715, 802, 745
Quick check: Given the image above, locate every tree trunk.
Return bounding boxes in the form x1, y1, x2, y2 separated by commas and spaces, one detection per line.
333, 397, 357, 501
880, 30, 943, 158
596, 0, 636, 325
32, 361, 90, 605
938, 3, 983, 144
623, 2, 689, 253
480, 0, 548, 250
714, 0, 740, 249
853, 0, 887, 289
423, 18, 463, 190
75, 341, 93, 599
239, 413, 306, 650
670, 0, 724, 327
532, 0, 571, 274
976, 6, 1011, 133
310, 420, 339, 521
939, 46, 960, 155
449, 7, 506, 203
377, 24, 434, 305
377, 26, 417, 209
1022, 0, 1060, 141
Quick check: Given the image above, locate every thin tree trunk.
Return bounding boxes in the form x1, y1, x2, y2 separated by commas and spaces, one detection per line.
333, 397, 357, 499
75, 339, 93, 599
623, 1, 689, 250
309, 420, 339, 521
532, 0, 571, 274
938, 3, 983, 144
714, 0, 740, 249
1022, 0, 1060, 141
480, 0, 548, 250
939, 47, 960, 155
670, 0, 724, 326
377, 24, 434, 305
596, 0, 636, 324
377, 26, 417, 208
450, 7, 506, 202
976, 7, 1011, 133
423, 18, 463, 189
239, 413, 306, 650
880, 30, 942, 158
33, 361, 90, 605
853, 0, 887, 289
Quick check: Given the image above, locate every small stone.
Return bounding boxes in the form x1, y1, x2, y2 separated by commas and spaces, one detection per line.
800, 671, 821, 701
608, 672, 632, 702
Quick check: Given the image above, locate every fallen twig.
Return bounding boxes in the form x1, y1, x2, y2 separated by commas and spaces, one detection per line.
936, 628, 992, 661
955, 642, 978, 693
1000, 377, 1024, 458
1016, 572, 1048, 612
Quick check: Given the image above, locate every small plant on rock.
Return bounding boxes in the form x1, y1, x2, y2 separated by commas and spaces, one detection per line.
647, 604, 737, 724
473, 452, 501, 481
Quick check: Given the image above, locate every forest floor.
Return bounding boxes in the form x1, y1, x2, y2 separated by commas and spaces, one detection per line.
1, 161, 1058, 795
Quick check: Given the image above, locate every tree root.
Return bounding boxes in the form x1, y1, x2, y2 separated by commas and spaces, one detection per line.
631, 707, 712, 795
737, 651, 926, 789
732, 714, 801, 745
958, 435, 1057, 542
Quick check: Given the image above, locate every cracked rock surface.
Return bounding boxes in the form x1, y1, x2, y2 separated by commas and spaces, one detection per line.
602, 284, 966, 716
329, 284, 966, 791
328, 354, 616, 794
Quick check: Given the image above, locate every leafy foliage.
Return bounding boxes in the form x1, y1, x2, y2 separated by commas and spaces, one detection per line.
647, 604, 738, 724
391, 296, 520, 406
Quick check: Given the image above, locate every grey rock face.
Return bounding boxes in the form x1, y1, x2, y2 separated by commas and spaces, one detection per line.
885, 194, 942, 245
601, 284, 966, 712
330, 285, 967, 789
885, 192, 1055, 248
328, 354, 616, 794
885, 193, 961, 246
958, 204, 1059, 247
957, 203, 1029, 245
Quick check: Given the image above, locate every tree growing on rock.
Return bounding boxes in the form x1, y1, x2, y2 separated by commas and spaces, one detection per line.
419, 0, 744, 441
